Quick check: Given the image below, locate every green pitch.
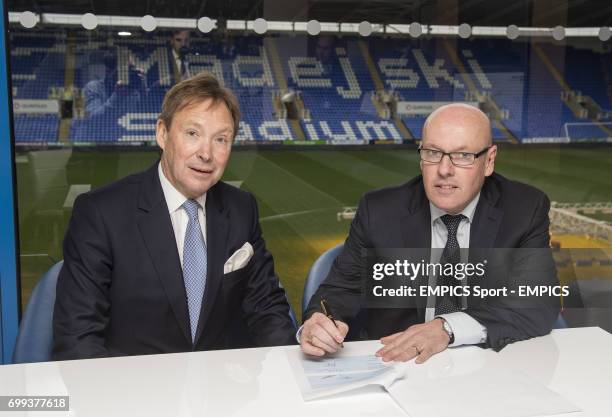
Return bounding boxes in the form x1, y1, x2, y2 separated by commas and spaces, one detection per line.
15, 146, 612, 319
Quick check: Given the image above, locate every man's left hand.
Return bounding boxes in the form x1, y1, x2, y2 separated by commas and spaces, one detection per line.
376, 318, 450, 363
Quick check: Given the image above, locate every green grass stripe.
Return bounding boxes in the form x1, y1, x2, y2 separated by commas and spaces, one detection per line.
259, 150, 373, 206
296, 149, 408, 189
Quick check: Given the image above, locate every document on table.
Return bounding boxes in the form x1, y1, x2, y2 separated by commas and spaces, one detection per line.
387, 366, 581, 417
285, 349, 407, 401
287, 346, 580, 416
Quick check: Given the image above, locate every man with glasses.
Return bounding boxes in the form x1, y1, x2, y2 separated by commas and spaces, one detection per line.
300, 103, 558, 363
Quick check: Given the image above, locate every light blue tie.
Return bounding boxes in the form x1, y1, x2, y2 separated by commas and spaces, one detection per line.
182, 199, 207, 342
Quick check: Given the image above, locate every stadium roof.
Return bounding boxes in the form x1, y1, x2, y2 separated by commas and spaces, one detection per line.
7, 0, 612, 28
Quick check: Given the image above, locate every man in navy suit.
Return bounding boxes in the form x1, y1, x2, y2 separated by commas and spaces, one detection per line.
300, 104, 559, 363
53, 72, 296, 360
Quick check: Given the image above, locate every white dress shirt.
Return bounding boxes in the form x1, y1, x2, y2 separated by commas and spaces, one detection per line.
158, 163, 207, 264
426, 193, 488, 347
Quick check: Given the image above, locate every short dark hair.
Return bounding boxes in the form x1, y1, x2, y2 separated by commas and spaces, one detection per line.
158, 72, 241, 138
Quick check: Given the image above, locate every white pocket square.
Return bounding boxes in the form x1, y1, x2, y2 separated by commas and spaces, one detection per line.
224, 242, 254, 274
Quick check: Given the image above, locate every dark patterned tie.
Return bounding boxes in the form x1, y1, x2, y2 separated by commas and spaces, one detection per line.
435, 214, 466, 315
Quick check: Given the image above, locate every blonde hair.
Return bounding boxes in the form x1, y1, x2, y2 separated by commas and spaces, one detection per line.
159, 72, 241, 138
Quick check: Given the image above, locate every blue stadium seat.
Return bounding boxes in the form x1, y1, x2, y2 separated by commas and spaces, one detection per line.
564, 46, 610, 109
553, 313, 568, 329
12, 261, 63, 364
302, 243, 344, 314
13, 114, 59, 143
302, 243, 365, 340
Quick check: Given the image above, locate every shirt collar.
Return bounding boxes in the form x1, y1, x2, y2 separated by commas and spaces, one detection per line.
429, 192, 480, 226
158, 162, 206, 214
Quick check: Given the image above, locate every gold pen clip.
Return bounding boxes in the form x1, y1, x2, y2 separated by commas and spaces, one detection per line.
320, 299, 330, 317
320, 299, 344, 348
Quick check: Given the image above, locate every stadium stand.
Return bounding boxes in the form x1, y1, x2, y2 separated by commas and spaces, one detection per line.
564, 45, 609, 110
276, 35, 398, 143
8, 28, 612, 144
454, 38, 527, 139
13, 114, 60, 143
10, 31, 65, 100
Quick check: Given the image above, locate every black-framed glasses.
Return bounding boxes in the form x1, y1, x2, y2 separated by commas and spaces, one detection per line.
418, 146, 491, 166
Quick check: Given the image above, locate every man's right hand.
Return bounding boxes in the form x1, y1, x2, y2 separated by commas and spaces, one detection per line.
300, 312, 349, 356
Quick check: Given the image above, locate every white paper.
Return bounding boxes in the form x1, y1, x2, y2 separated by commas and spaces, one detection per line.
387, 366, 581, 417
285, 349, 406, 401
301, 354, 387, 374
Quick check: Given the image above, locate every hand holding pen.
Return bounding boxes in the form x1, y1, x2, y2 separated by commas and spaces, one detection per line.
299, 298, 349, 357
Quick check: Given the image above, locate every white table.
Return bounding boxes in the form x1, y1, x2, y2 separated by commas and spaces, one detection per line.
0, 327, 610, 417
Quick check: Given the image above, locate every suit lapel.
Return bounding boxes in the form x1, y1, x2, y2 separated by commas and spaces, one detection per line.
466, 176, 503, 309
400, 177, 431, 249
400, 210, 431, 249
400, 178, 431, 323
470, 175, 503, 249
136, 163, 191, 344
194, 184, 229, 344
